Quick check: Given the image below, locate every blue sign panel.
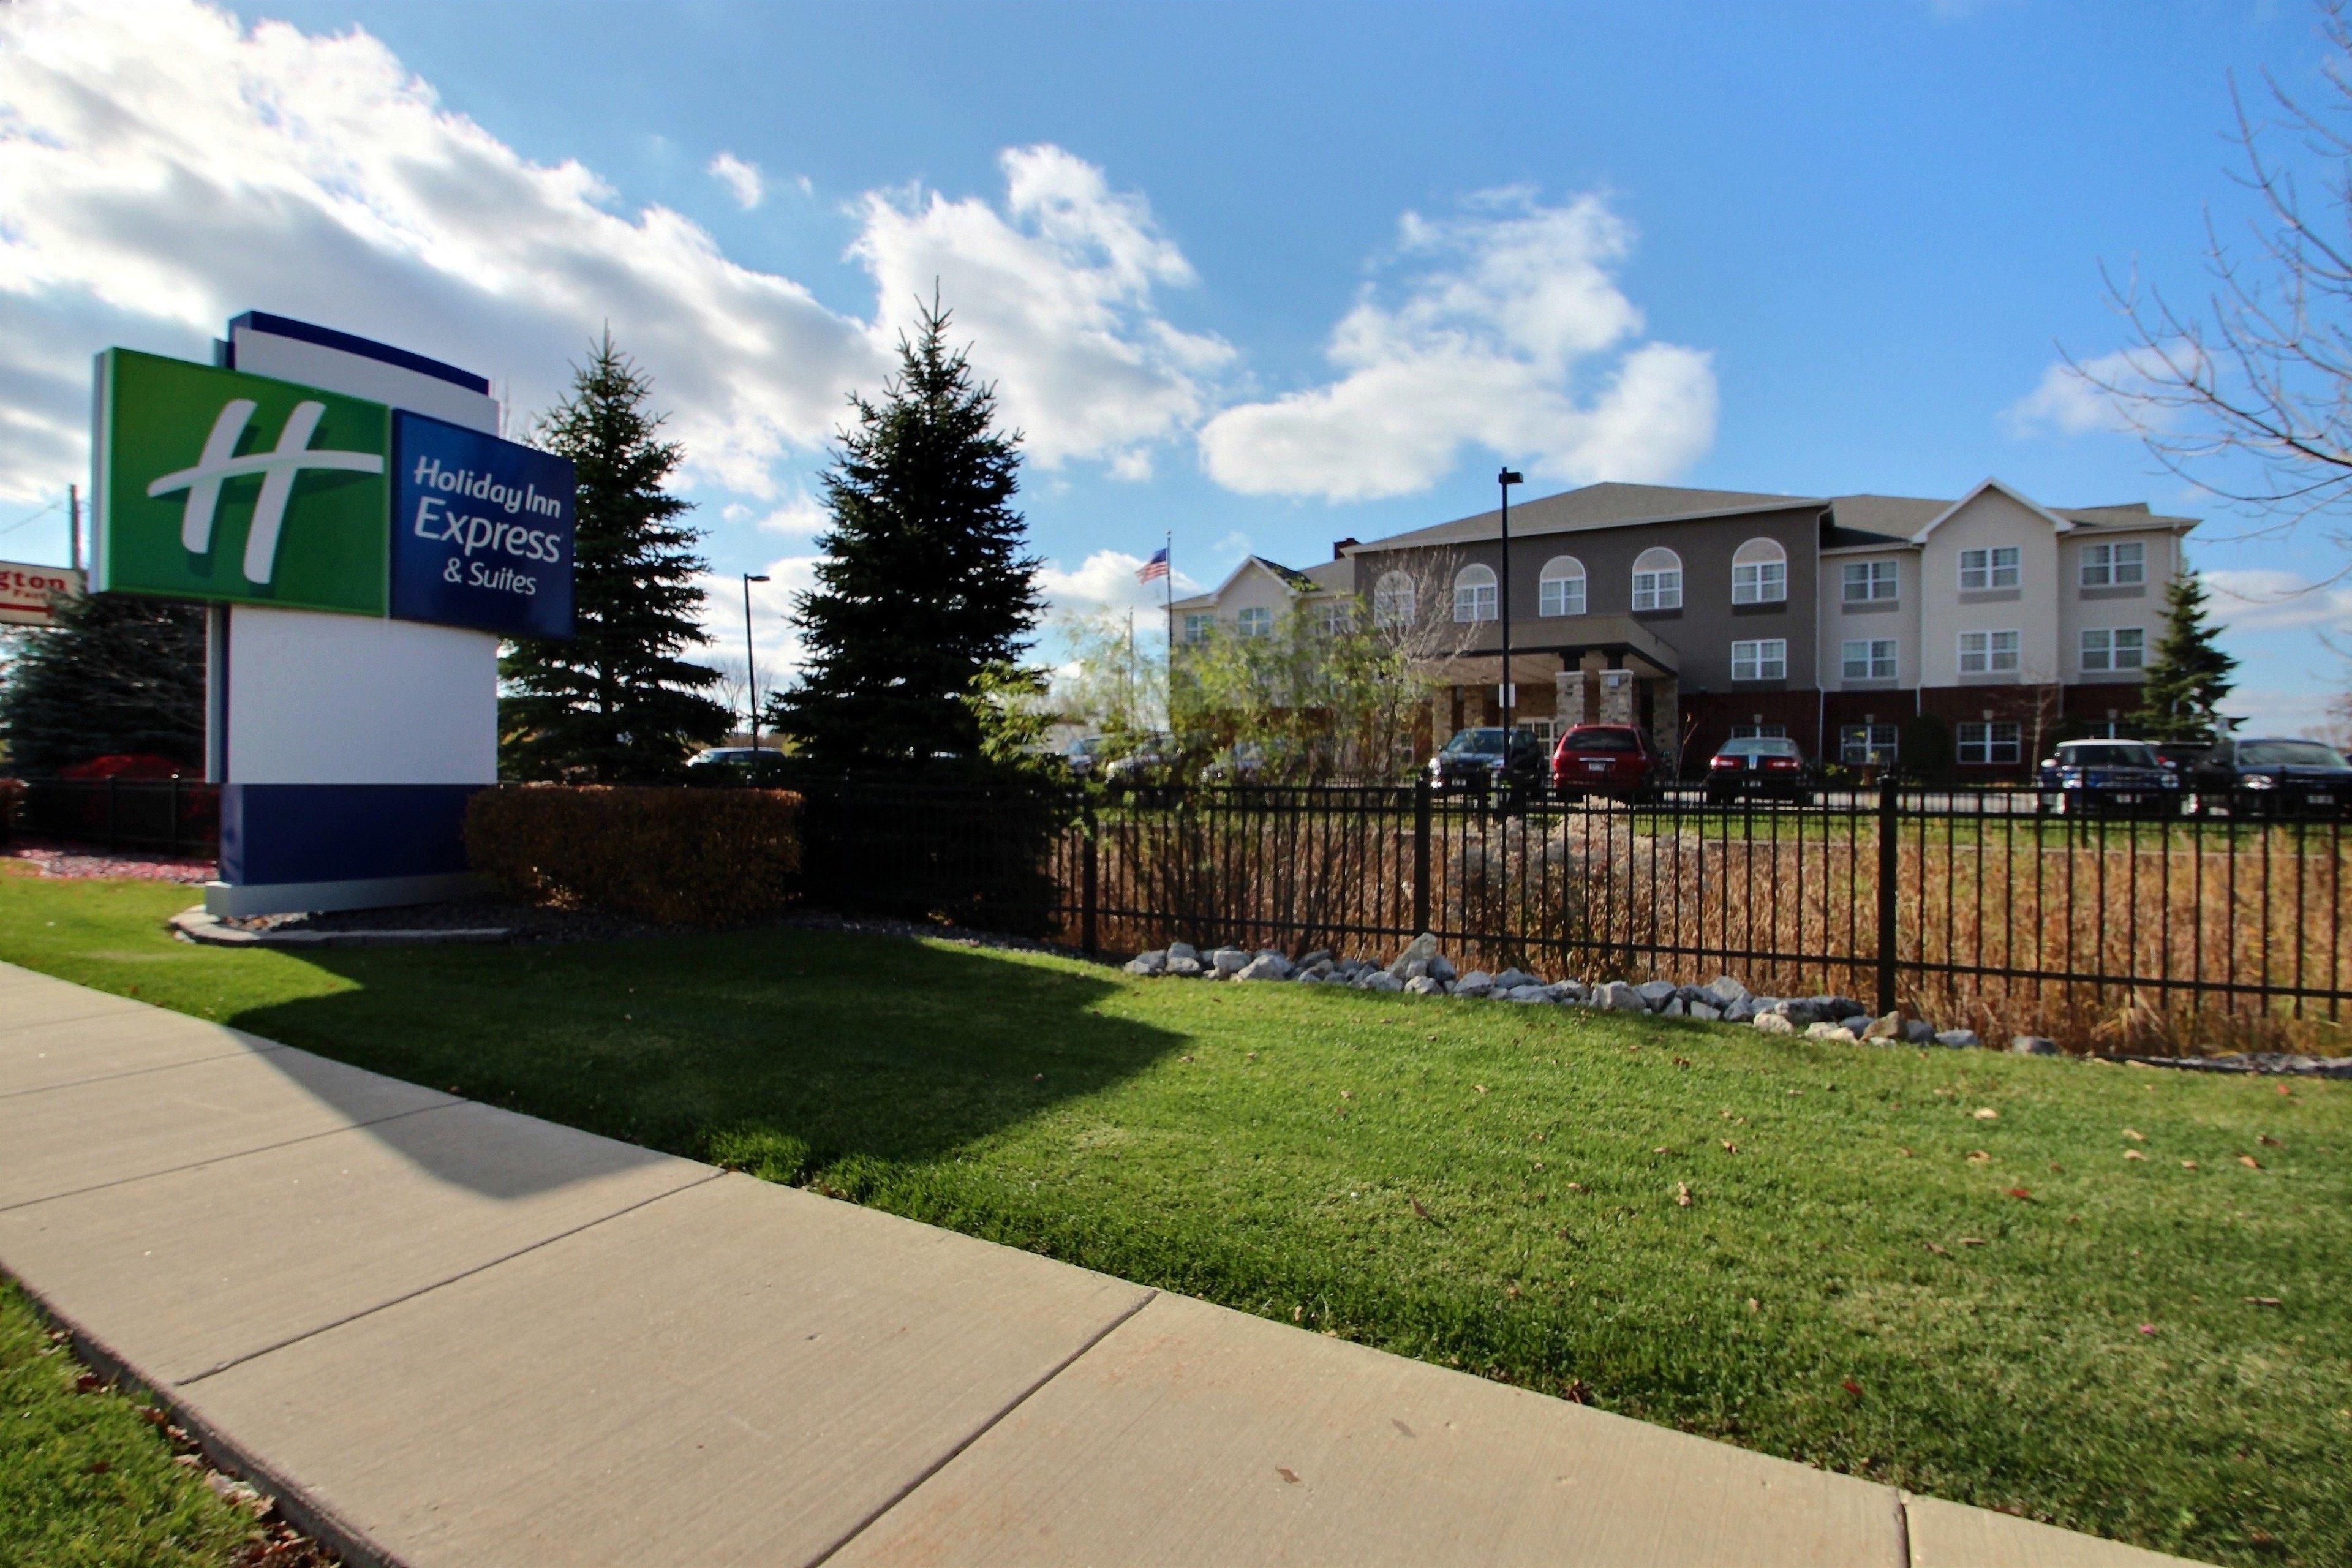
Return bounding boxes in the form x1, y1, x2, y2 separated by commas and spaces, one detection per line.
388, 411, 575, 639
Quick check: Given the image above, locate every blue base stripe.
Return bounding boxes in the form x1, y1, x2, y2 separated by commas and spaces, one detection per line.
220, 784, 482, 886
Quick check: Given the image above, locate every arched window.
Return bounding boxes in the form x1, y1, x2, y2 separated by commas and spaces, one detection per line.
1373, 570, 1415, 629
1453, 564, 1498, 622
1631, 547, 1683, 611
1538, 556, 1586, 617
1731, 538, 1787, 605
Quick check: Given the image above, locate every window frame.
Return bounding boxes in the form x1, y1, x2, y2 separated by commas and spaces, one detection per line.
1452, 564, 1498, 624
1372, 570, 1415, 630
1959, 546, 2021, 591
1730, 538, 1789, 606
2081, 540, 2147, 588
1730, 722, 1790, 741
1841, 559, 1899, 603
1537, 556, 1587, 617
1235, 605, 1273, 639
1956, 720, 2023, 766
1630, 547, 1684, 612
1180, 611, 1214, 644
1840, 638, 1898, 680
1959, 628, 2021, 674
1839, 723, 1900, 766
1730, 637, 1787, 682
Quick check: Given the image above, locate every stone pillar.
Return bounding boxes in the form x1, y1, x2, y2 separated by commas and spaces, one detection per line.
1649, 677, 1680, 763
1553, 668, 1577, 731
1599, 668, 1634, 726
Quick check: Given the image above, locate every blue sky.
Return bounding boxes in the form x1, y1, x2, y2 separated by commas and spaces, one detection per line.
3, 0, 2348, 730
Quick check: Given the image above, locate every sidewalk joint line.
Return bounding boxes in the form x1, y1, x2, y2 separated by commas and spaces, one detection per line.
0, 1042, 290, 1101
801, 1287, 1161, 1568
0, 1099, 458, 1215
1894, 1491, 1914, 1568
177, 1167, 728, 1387
0, 1005, 162, 1039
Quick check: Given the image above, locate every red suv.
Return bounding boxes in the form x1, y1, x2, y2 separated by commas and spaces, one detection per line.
1550, 724, 1667, 800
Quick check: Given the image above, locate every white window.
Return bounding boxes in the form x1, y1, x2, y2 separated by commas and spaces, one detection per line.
1236, 606, 1273, 639
1632, 547, 1683, 611
1841, 638, 1898, 680
1453, 564, 1498, 622
1840, 723, 1900, 766
2081, 627, 2145, 672
1731, 723, 1789, 740
1959, 546, 2021, 591
1373, 570, 1415, 630
1731, 538, 1788, 605
1957, 721, 2022, 765
1959, 629, 2020, 674
1181, 611, 1213, 644
1537, 556, 1586, 617
1312, 599, 1350, 636
1841, 560, 1899, 601
2081, 540, 2146, 587
1730, 638, 1787, 682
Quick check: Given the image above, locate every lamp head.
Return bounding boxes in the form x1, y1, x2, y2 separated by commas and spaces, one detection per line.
745, 573, 771, 583
1498, 468, 1524, 487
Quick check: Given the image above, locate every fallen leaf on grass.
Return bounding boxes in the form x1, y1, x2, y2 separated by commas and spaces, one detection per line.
85, 1461, 111, 1476
1676, 1182, 1694, 1207
2182, 1160, 2199, 1170
1924, 1241, 1950, 1256
2138, 1324, 2158, 1336
1672, 1057, 1692, 1069
1338, 1090, 1353, 1100
1030, 1073, 1044, 1083
2275, 1084, 2294, 1097
2123, 1128, 2146, 1142
1966, 1150, 1991, 1164
1474, 1084, 1488, 1095
1565, 1379, 1594, 1404
1721, 1140, 1739, 1153
1410, 1197, 1433, 1221
2007, 1187, 2033, 1200
2258, 1133, 2282, 1147
1275, 1467, 1301, 1484
1973, 1107, 1999, 1120
1841, 1378, 1864, 1400
1746, 1297, 1760, 1313
1504, 1283, 1522, 1299
72, 1373, 102, 1393
2124, 1150, 2145, 1161
1564, 1182, 1588, 1193
1179, 1054, 1194, 1064
2245, 1296, 2284, 1308
1898, 1147, 1914, 1158
2237, 1154, 2262, 1170
1959, 1237, 1986, 1246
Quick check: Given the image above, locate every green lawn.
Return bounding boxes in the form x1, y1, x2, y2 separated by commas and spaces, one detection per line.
3, 865, 2348, 1567
0, 1280, 275, 1567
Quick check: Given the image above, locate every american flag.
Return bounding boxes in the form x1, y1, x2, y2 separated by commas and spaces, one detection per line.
1136, 546, 1170, 584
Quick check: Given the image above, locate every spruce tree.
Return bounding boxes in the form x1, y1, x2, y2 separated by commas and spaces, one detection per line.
771, 299, 1042, 766
0, 594, 203, 775
501, 334, 729, 781
2132, 568, 2239, 742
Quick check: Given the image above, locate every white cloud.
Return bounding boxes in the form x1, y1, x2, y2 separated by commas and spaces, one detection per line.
2203, 567, 2352, 632
750, 494, 830, 537
851, 145, 1233, 470
1035, 549, 1201, 618
2003, 344, 2192, 439
0, 4, 1222, 504
1196, 191, 1717, 502
696, 553, 822, 687
707, 151, 764, 210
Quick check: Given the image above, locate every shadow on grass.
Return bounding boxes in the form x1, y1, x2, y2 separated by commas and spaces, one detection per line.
219, 925, 1182, 1200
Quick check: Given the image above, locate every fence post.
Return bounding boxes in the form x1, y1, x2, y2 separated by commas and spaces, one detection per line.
1080, 794, 1099, 957
167, 777, 181, 858
1875, 775, 1899, 1017
106, 777, 119, 846
1412, 777, 1432, 935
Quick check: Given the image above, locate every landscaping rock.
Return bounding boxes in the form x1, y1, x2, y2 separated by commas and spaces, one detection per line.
1688, 1000, 1722, 1022
1405, 975, 1448, 996
1359, 971, 1406, 993
1506, 984, 1555, 1003
1820, 996, 1870, 1022
1493, 967, 1539, 992
1123, 950, 1167, 976
1702, 975, 1750, 1008
1753, 1012, 1796, 1036
1236, 954, 1292, 982
1662, 997, 1686, 1017
1165, 955, 1204, 977
1596, 980, 1646, 1012
1453, 971, 1495, 998
1861, 1011, 1900, 1042
2010, 1035, 2060, 1056
1299, 949, 1333, 968
1401, 957, 1431, 981
1635, 979, 1679, 1007
1903, 1019, 1939, 1045
1167, 941, 1199, 961
1722, 998, 1757, 1024
1209, 947, 1251, 976
1385, 931, 1441, 978
1430, 956, 1458, 983
1934, 1028, 1979, 1048
1806, 1022, 1859, 1042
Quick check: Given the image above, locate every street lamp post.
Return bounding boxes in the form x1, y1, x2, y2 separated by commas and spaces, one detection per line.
742, 573, 769, 750
1496, 467, 1523, 741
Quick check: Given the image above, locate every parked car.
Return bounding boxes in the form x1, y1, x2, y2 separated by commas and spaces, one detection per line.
685, 745, 789, 785
1703, 735, 1815, 804
2185, 736, 2352, 816
1054, 734, 1109, 778
1550, 723, 1667, 801
1101, 732, 1182, 788
1203, 742, 1271, 784
2150, 739, 2209, 777
1428, 727, 1547, 791
2035, 739, 2179, 816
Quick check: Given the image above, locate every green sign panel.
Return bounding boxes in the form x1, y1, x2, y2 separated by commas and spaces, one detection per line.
94, 349, 390, 616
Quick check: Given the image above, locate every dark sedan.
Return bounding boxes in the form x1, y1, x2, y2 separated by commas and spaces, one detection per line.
2037, 739, 2179, 816
1704, 736, 1815, 804
1428, 727, 1548, 791
2187, 737, 2352, 816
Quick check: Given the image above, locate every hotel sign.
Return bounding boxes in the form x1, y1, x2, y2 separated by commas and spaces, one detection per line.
0, 560, 84, 628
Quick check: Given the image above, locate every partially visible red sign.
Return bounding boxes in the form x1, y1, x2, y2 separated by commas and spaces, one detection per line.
0, 560, 85, 627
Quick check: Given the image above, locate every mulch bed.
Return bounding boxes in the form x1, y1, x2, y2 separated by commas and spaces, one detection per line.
2, 840, 216, 883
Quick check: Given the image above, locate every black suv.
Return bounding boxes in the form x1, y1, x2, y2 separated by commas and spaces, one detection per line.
2037, 739, 2179, 816
2186, 737, 2352, 816
685, 746, 790, 785
1428, 727, 1548, 791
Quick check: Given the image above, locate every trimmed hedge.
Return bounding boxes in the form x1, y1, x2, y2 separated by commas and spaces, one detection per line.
466, 785, 803, 926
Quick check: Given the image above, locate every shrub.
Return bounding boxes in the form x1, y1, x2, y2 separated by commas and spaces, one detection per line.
466, 784, 802, 926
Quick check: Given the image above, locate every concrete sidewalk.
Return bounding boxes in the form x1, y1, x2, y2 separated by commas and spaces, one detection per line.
0, 960, 2204, 1567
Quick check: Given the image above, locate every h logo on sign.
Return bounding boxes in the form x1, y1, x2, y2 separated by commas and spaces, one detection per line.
145, 399, 386, 585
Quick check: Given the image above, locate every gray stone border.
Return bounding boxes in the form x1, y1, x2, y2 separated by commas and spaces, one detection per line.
170, 907, 513, 948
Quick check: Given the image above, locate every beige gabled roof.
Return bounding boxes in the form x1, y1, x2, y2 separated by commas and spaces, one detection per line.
1348, 481, 1826, 553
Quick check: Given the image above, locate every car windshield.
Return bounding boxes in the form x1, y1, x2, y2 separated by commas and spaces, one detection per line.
1718, 739, 1798, 759
2239, 740, 2348, 769
1562, 728, 1638, 753
1069, 737, 1104, 756
2059, 744, 2158, 768
1445, 729, 1507, 756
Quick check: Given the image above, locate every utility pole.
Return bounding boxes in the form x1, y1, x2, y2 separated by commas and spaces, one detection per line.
742, 572, 769, 749
68, 484, 80, 573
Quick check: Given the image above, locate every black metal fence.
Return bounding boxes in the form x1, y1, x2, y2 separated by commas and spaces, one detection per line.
4, 778, 219, 857
798, 774, 2352, 1052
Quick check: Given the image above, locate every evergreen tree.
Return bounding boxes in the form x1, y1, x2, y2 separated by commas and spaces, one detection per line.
2132, 569, 2239, 742
501, 334, 729, 781
770, 298, 1042, 766
0, 594, 203, 775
